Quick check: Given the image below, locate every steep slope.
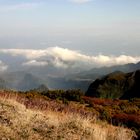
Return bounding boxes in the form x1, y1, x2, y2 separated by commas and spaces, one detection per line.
86, 70, 140, 99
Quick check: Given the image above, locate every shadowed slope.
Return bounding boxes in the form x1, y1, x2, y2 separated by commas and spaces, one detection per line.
86, 70, 140, 99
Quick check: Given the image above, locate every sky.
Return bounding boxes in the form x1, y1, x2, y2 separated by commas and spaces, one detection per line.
0, 0, 140, 72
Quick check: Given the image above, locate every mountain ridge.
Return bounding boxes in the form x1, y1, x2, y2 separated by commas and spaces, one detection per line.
86, 70, 140, 99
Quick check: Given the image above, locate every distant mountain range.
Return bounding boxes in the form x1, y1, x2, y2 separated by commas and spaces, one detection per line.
70, 62, 140, 80
0, 78, 6, 89
46, 76, 92, 91
0, 62, 139, 91
47, 61, 140, 91
0, 71, 47, 91
0, 72, 91, 91
86, 70, 140, 99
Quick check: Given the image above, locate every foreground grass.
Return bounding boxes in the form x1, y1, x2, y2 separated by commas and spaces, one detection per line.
0, 92, 136, 140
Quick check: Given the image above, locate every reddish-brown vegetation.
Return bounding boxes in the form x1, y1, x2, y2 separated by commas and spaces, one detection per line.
0, 89, 139, 139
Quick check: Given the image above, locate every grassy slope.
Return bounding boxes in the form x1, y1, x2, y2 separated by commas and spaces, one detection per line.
0, 90, 136, 140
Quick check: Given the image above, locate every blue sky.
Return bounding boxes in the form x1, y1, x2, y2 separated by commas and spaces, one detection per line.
0, 0, 140, 56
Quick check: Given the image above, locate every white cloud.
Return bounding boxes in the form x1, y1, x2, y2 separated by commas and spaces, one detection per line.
0, 49, 47, 59
23, 60, 48, 67
0, 47, 139, 70
0, 60, 8, 72
69, 0, 91, 4
45, 47, 140, 68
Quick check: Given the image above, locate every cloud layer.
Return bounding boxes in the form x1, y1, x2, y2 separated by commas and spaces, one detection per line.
0, 47, 140, 71
23, 60, 48, 67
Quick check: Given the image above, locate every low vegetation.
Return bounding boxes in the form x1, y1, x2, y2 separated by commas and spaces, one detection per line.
83, 96, 140, 138
0, 89, 137, 140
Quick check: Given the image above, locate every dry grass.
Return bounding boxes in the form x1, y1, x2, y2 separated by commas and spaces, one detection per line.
0, 94, 136, 140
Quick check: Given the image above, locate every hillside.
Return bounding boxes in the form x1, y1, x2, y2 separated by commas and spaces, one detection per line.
0, 90, 136, 140
86, 70, 140, 99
